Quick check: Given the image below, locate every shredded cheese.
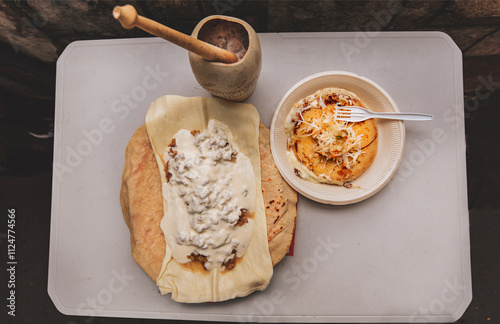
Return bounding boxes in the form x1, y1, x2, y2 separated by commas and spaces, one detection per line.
294, 94, 365, 169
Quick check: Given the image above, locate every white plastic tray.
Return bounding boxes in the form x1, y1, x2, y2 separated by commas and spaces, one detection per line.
49, 32, 471, 322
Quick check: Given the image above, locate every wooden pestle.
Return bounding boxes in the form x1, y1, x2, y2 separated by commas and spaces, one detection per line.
113, 5, 239, 64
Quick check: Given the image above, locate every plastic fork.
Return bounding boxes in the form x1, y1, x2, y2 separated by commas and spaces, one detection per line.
334, 106, 433, 122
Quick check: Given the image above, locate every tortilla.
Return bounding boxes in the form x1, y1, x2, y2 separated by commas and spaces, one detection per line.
120, 96, 297, 303
259, 123, 297, 265
285, 87, 378, 186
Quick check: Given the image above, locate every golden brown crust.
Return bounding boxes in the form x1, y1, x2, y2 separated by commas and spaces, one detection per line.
292, 119, 378, 183
287, 87, 378, 185
120, 124, 166, 280
120, 123, 297, 281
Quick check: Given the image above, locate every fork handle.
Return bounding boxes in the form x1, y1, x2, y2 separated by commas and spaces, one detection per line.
371, 112, 434, 121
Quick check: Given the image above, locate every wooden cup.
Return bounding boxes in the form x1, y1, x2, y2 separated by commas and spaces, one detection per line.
189, 16, 262, 102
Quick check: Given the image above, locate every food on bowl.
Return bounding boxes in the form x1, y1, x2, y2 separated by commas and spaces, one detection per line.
284, 87, 378, 186
120, 96, 297, 303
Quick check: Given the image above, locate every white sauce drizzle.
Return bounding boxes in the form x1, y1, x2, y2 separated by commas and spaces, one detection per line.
161, 120, 256, 271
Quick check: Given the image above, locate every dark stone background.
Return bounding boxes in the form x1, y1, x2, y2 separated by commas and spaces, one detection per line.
0, 1, 499, 323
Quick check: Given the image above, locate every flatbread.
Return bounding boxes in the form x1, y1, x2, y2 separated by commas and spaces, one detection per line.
285, 87, 378, 185
120, 96, 297, 303
120, 124, 165, 281
259, 123, 297, 265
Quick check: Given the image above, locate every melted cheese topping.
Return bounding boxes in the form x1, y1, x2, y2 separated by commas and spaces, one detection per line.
289, 91, 365, 170
161, 120, 256, 271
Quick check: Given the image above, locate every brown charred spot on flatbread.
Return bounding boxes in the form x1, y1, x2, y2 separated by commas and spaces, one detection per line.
266, 196, 286, 224
188, 252, 208, 268
231, 151, 237, 162
190, 130, 200, 136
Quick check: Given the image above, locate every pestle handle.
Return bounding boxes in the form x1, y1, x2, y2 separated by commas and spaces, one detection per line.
113, 5, 239, 64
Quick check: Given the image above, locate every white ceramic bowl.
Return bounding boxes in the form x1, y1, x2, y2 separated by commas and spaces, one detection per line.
270, 71, 405, 205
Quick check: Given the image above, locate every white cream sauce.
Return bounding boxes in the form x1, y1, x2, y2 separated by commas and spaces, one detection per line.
160, 120, 256, 271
